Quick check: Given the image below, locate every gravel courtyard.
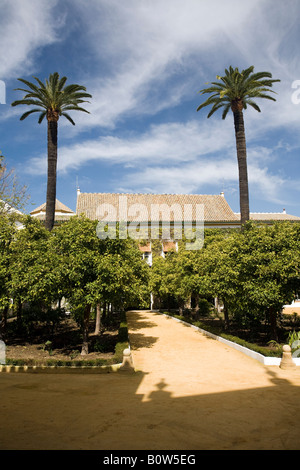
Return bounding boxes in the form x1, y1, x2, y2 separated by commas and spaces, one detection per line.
0, 310, 300, 450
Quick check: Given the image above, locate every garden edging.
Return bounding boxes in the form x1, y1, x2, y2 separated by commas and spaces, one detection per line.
0, 363, 123, 374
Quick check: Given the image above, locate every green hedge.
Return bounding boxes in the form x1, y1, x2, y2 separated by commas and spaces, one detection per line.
5, 357, 111, 367
113, 311, 130, 362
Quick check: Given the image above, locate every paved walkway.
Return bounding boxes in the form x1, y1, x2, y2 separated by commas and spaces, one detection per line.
0, 310, 300, 450
126, 310, 300, 449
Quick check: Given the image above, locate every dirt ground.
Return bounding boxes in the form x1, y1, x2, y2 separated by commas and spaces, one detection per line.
0, 309, 300, 451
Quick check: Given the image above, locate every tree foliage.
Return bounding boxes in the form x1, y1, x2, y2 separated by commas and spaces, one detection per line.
150, 223, 300, 340
11, 73, 92, 125
197, 66, 280, 119
9, 216, 53, 307
51, 217, 149, 354
0, 216, 16, 312
0, 152, 28, 217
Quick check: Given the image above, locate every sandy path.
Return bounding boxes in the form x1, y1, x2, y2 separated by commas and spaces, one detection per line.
0, 309, 300, 451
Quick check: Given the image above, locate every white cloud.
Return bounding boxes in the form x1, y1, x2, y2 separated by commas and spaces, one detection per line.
0, 0, 62, 78
5, 0, 300, 214
112, 158, 286, 205
27, 116, 289, 205
28, 118, 234, 174
61, 0, 263, 131
117, 160, 238, 195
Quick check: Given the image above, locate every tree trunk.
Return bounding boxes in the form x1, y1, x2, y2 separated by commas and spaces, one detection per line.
223, 300, 230, 330
102, 302, 107, 324
94, 303, 101, 335
233, 108, 250, 227
45, 119, 58, 231
214, 297, 221, 313
81, 304, 91, 355
184, 296, 191, 310
16, 299, 22, 327
268, 307, 278, 341
194, 294, 199, 312
0, 305, 8, 340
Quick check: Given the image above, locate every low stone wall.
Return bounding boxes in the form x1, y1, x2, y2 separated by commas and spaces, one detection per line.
0, 363, 122, 374
0, 349, 135, 374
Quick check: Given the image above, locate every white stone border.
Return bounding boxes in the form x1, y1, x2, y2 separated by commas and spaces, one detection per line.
0, 363, 123, 374
0, 349, 135, 374
160, 313, 300, 366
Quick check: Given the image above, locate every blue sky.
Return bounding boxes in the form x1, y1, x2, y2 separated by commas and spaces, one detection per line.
1, 0, 300, 217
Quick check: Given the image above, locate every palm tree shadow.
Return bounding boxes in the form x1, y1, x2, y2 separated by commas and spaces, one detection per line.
147, 379, 172, 401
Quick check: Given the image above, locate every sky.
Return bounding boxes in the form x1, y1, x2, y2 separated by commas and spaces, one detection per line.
1, 0, 300, 217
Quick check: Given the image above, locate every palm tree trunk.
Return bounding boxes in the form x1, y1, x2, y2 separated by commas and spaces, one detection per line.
233, 109, 250, 227
45, 119, 58, 231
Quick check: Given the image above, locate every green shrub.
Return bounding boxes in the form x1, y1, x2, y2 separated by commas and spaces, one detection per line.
197, 299, 211, 317
288, 330, 300, 357
113, 311, 129, 363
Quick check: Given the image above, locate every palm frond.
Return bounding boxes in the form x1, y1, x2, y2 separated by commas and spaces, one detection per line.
197, 65, 280, 118
58, 76, 68, 91
19, 109, 42, 121
38, 111, 47, 124
15, 78, 41, 95
33, 77, 46, 90
253, 93, 277, 102
61, 112, 76, 125
62, 105, 90, 114
207, 103, 226, 118
245, 100, 261, 112
12, 73, 92, 125
221, 103, 231, 119
197, 96, 223, 111
11, 98, 46, 108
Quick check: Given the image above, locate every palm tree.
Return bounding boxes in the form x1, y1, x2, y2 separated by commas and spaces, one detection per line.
12, 72, 92, 231
197, 65, 280, 227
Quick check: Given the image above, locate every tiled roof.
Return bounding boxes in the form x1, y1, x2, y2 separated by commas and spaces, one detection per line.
139, 243, 151, 252
76, 192, 238, 223
249, 212, 300, 221
31, 199, 75, 216
162, 241, 177, 252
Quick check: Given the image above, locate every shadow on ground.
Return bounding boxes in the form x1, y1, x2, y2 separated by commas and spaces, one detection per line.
0, 364, 299, 450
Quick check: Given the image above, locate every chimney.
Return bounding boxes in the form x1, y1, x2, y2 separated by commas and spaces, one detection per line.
220, 191, 224, 197
283, 208, 286, 214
